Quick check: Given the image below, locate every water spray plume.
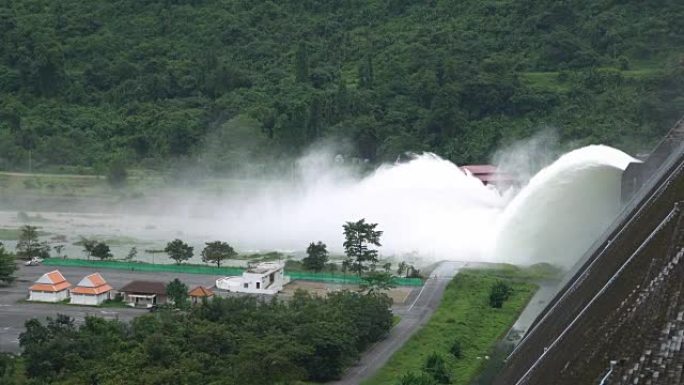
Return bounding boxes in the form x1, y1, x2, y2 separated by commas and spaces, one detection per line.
492, 145, 636, 267
217, 144, 635, 268
0, 143, 635, 270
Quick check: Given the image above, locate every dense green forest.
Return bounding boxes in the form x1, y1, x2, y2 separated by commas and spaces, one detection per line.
1, 292, 393, 384
0, 0, 683, 173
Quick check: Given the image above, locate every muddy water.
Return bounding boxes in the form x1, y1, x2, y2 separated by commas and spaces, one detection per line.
0, 209, 256, 265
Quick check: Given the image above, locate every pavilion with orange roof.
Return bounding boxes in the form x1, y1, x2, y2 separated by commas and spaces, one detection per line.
28, 270, 72, 303
70, 273, 113, 306
189, 286, 214, 305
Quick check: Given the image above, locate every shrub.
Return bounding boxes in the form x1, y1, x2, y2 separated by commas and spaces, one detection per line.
489, 281, 513, 308
398, 372, 437, 385
449, 340, 462, 359
423, 352, 451, 384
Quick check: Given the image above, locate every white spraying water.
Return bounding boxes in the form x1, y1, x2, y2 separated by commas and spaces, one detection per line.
216, 153, 504, 260
2, 144, 634, 269
492, 145, 636, 267
210, 144, 635, 268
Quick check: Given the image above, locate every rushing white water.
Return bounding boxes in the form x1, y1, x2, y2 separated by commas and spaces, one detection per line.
2, 144, 635, 268
491, 145, 636, 267
211, 144, 635, 268
215, 153, 504, 260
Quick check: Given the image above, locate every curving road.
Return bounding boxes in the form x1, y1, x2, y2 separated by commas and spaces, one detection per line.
328, 261, 464, 385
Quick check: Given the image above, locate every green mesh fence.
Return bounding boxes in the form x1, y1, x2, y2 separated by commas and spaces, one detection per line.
43, 258, 244, 275
42, 259, 423, 286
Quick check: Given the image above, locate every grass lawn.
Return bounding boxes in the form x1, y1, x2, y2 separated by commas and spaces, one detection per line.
363, 268, 538, 385
98, 298, 128, 308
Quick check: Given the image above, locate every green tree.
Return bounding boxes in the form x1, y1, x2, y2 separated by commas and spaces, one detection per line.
397, 261, 408, 277
0, 243, 17, 285
166, 278, 188, 307
407, 265, 421, 278
343, 219, 382, 276
302, 241, 328, 272
15, 225, 49, 260
53, 244, 65, 259
91, 242, 113, 260
125, 246, 137, 261
0, 352, 19, 385
164, 239, 193, 264
489, 281, 513, 308
80, 238, 97, 260
360, 271, 395, 294
201, 241, 237, 268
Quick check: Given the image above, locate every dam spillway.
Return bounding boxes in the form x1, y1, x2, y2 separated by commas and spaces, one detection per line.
494, 117, 684, 385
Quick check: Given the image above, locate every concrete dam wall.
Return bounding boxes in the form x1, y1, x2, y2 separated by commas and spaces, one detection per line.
494, 118, 684, 385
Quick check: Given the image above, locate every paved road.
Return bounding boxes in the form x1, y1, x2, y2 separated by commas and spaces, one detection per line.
0, 264, 223, 353
328, 261, 465, 385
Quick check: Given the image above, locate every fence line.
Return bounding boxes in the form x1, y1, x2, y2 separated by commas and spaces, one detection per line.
42, 258, 423, 286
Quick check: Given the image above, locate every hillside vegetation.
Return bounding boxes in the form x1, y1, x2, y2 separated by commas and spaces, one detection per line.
0, 0, 683, 173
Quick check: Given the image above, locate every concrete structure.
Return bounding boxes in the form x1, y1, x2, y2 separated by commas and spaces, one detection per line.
70, 273, 113, 306
189, 286, 214, 305
494, 117, 684, 385
28, 270, 71, 302
460, 164, 518, 190
216, 262, 289, 295
119, 281, 167, 308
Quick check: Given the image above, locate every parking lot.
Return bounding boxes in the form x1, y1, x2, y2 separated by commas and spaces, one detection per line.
0, 263, 225, 353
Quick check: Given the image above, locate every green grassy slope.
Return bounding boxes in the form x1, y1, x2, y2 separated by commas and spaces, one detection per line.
364, 269, 537, 385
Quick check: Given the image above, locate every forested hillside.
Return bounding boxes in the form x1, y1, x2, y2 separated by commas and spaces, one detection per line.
0, 0, 682, 173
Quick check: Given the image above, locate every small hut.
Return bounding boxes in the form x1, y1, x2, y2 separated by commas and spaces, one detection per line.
189, 286, 214, 305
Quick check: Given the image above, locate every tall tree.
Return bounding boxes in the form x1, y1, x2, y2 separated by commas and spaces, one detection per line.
125, 247, 137, 261
302, 241, 328, 272
164, 239, 193, 265
397, 261, 408, 277
0, 242, 17, 285
53, 244, 65, 259
201, 241, 237, 268
15, 225, 49, 260
166, 278, 188, 307
80, 238, 97, 260
343, 219, 382, 276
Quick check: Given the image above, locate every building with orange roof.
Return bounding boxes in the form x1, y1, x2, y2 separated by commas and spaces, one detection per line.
28, 270, 72, 302
189, 286, 214, 305
70, 273, 113, 306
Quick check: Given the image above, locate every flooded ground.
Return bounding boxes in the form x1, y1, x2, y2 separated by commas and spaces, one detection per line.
0, 209, 261, 265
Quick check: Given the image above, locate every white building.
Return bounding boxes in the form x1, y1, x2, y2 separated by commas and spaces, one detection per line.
216, 262, 289, 295
28, 270, 72, 302
70, 273, 113, 306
